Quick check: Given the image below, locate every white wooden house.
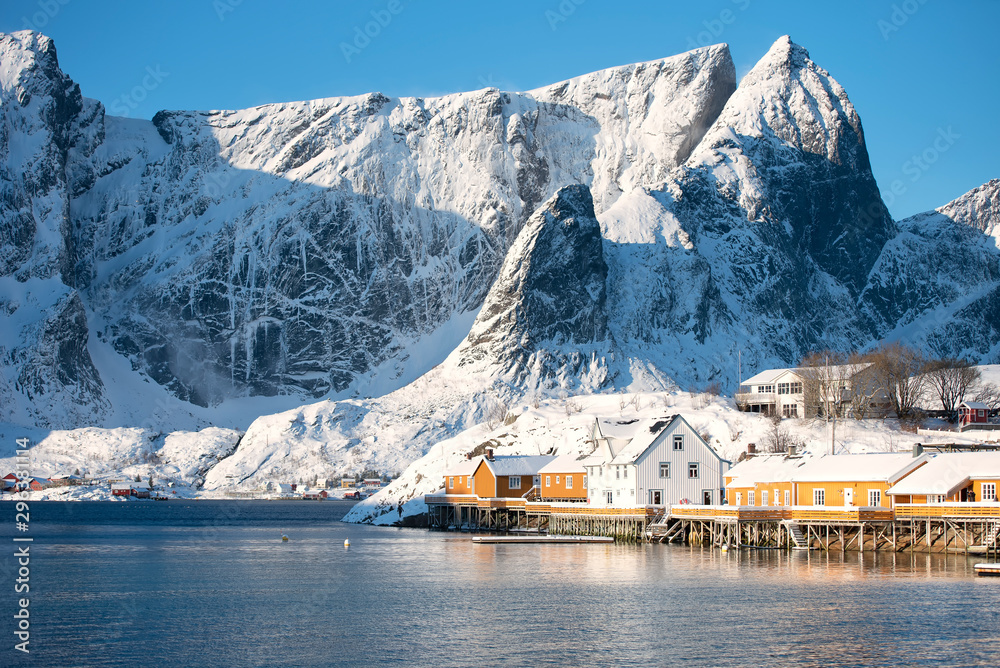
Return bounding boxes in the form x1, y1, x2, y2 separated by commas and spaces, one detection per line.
582, 415, 730, 507
736, 363, 885, 418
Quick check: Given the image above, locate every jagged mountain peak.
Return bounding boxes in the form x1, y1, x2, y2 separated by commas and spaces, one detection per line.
698, 34, 863, 169
936, 178, 1000, 237
456, 184, 611, 387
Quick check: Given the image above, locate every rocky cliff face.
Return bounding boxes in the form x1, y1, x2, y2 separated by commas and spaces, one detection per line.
0, 30, 738, 426
456, 184, 612, 389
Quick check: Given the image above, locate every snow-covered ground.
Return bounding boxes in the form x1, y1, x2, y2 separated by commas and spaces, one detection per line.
344, 388, 979, 525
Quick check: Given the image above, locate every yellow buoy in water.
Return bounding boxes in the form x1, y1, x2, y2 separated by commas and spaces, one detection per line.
344, 538, 350, 548
281, 534, 289, 542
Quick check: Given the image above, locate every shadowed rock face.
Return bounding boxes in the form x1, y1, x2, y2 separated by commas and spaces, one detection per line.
457, 184, 612, 386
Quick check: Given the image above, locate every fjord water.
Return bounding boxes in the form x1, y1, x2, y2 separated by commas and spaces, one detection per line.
2, 502, 998, 667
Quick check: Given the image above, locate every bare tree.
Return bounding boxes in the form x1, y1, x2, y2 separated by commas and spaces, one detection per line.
924, 358, 981, 419
973, 383, 1000, 413
798, 350, 850, 419
845, 352, 882, 420
764, 415, 804, 453
484, 396, 510, 431
870, 342, 928, 419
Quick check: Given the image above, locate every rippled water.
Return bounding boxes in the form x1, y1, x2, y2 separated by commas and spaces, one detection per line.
1, 501, 998, 667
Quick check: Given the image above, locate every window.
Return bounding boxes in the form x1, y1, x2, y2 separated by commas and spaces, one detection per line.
623, 468, 628, 479
980, 410, 986, 417
928, 494, 945, 503
583, 476, 587, 489
649, 490, 662, 505
782, 404, 798, 418
748, 490, 755, 506
784, 490, 791, 506
868, 489, 881, 507
556, 475, 561, 485
983, 483, 997, 501
449, 477, 454, 489
545, 475, 551, 487
606, 491, 613, 504
813, 488, 825, 506
673, 435, 684, 451
509, 476, 521, 489
761, 490, 769, 507
688, 463, 700, 479
778, 382, 803, 394
757, 385, 773, 394
566, 476, 573, 489
616, 467, 620, 480
659, 462, 670, 478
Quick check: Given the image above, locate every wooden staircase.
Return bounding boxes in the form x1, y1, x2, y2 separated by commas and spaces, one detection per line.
783, 521, 810, 549
984, 520, 1000, 548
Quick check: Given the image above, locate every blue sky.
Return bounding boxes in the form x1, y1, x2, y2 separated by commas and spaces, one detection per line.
2, 0, 997, 219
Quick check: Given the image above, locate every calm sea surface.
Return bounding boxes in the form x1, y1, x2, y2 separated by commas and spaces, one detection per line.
1, 500, 998, 667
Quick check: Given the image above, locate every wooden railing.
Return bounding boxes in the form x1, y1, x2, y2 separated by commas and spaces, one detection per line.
894, 503, 1000, 519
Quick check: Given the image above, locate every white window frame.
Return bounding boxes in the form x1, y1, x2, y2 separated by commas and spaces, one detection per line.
556, 475, 560, 485
673, 435, 684, 451
813, 488, 825, 506
784, 490, 790, 506
583, 476, 587, 489
761, 490, 769, 507
659, 462, 670, 478
509, 475, 521, 489
545, 475, 551, 488
566, 476, 573, 489
747, 490, 755, 506
649, 489, 663, 505
687, 462, 699, 479
735, 492, 742, 505
868, 489, 881, 507
448, 477, 454, 489
982, 482, 997, 501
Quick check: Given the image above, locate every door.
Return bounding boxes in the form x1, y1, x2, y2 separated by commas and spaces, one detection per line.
844, 487, 853, 506
649, 490, 662, 505
702, 490, 713, 505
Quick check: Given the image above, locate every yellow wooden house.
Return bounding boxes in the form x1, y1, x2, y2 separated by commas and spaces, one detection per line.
887, 452, 1000, 504
790, 452, 928, 508
537, 454, 588, 502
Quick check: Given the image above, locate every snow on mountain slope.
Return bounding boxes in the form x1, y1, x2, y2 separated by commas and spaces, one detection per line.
862, 180, 1000, 361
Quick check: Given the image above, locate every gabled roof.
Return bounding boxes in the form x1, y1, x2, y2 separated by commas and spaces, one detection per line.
887, 452, 1000, 497
960, 401, 989, 410
538, 454, 587, 475
725, 454, 811, 489
791, 452, 927, 484
608, 415, 728, 466
741, 368, 797, 386
480, 455, 556, 477
443, 458, 480, 477
593, 417, 645, 441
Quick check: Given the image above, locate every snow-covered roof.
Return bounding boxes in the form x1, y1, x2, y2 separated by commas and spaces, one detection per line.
110, 483, 133, 490
960, 401, 989, 410
443, 459, 480, 477
791, 452, 927, 483
887, 452, 1000, 497
741, 368, 795, 386
594, 417, 645, 441
538, 454, 587, 474
482, 455, 557, 477
725, 454, 811, 489
609, 416, 680, 464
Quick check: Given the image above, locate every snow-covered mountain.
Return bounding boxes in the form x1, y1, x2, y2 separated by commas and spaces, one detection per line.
2, 32, 998, 494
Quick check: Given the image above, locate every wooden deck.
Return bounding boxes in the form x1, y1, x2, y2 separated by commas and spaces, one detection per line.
471, 535, 614, 544
974, 563, 1000, 576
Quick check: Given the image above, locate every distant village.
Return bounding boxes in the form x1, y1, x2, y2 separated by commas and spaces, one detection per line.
0, 471, 391, 501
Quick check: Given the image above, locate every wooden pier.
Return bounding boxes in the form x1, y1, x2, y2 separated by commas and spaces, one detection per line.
426, 494, 1000, 554
472, 535, 614, 544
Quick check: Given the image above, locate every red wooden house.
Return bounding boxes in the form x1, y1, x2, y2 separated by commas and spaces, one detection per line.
959, 401, 990, 427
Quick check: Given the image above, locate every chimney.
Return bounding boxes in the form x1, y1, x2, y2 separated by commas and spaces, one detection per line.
465, 453, 471, 460
486, 448, 494, 461
913, 443, 924, 458
747, 443, 756, 455
788, 445, 797, 457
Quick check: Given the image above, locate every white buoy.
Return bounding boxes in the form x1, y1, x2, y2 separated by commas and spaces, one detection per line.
344, 538, 350, 548
281, 534, 289, 542
720, 544, 728, 552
